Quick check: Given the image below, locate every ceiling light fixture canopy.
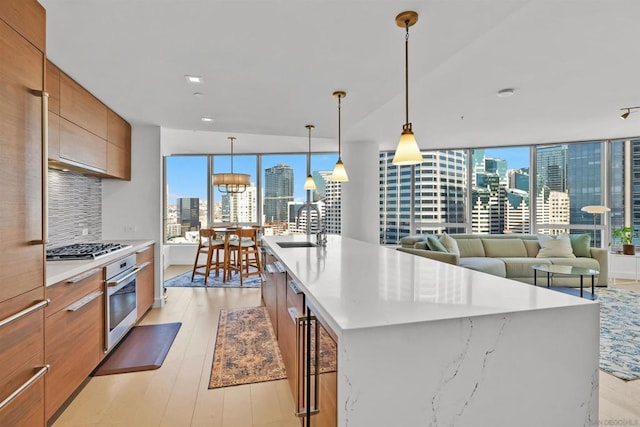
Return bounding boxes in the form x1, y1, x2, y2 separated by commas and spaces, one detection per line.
331, 91, 349, 182
304, 124, 317, 190
213, 136, 251, 194
620, 106, 640, 120
392, 11, 423, 166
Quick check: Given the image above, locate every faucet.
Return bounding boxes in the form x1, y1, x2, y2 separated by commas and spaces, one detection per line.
295, 202, 326, 246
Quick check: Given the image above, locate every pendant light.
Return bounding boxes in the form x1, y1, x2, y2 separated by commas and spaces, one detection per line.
330, 90, 349, 182
304, 124, 317, 190
212, 136, 251, 193
392, 11, 423, 166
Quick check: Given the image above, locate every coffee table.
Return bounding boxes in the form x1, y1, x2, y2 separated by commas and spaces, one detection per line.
532, 264, 599, 299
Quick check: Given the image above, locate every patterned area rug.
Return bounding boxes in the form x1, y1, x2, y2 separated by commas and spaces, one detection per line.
599, 287, 640, 380
164, 269, 261, 288
210, 307, 286, 388
209, 306, 337, 389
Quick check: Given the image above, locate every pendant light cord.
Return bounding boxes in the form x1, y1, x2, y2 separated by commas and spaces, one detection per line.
405, 22, 410, 125
307, 126, 312, 175
229, 137, 235, 173
338, 94, 342, 158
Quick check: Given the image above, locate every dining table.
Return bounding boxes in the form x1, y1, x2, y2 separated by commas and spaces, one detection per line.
211, 226, 261, 282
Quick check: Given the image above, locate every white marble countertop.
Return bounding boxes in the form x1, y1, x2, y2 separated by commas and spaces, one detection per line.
263, 235, 597, 333
46, 240, 155, 286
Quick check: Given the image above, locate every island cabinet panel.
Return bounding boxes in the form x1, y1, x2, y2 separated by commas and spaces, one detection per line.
59, 116, 108, 172
136, 244, 155, 320
261, 250, 279, 335
0, 14, 45, 303
0, 288, 46, 427
59, 72, 108, 139
44, 269, 104, 421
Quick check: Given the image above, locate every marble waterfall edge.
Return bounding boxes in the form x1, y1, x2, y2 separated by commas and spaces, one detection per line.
338, 304, 599, 427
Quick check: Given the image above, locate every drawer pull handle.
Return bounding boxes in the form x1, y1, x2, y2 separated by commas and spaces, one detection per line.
265, 264, 276, 274
138, 261, 151, 271
0, 299, 49, 330
260, 273, 267, 281
66, 291, 103, 312
274, 261, 286, 273
295, 312, 319, 418
106, 266, 142, 286
0, 365, 49, 411
66, 268, 101, 284
288, 279, 303, 295
136, 247, 150, 254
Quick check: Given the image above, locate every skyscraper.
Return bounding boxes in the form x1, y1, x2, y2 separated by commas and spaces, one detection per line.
221, 186, 257, 224
177, 197, 200, 235
536, 145, 568, 194
264, 164, 294, 223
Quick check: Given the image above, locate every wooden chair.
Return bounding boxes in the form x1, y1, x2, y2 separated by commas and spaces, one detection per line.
226, 228, 262, 285
191, 228, 225, 286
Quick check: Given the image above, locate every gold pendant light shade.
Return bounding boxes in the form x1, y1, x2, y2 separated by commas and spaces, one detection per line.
331, 158, 349, 182
392, 124, 423, 165
330, 91, 349, 182
392, 11, 423, 166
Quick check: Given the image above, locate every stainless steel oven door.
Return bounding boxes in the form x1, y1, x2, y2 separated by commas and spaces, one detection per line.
105, 267, 139, 352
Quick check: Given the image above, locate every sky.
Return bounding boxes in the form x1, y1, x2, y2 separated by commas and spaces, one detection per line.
166, 147, 530, 204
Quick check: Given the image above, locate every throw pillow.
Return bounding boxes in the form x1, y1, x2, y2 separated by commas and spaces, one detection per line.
413, 241, 428, 250
439, 232, 460, 256
569, 233, 591, 257
537, 234, 576, 258
426, 235, 448, 253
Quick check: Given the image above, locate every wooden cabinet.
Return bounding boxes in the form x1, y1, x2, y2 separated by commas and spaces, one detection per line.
136, 244, 155, 320
280, 277, 303, 401
44, 269, 104, 421
0, 2, 47, 424
45, 60, 131, 179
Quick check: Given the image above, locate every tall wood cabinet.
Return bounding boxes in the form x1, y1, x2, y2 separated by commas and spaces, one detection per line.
0, 1, 48, 425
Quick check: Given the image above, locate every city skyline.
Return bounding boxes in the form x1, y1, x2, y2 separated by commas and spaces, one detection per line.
166, 154, 339, 204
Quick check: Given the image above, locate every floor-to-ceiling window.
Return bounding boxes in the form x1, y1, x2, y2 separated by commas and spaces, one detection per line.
164, 152, 340, 243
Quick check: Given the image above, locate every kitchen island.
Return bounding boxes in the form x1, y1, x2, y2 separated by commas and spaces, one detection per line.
263, 235, 599, 427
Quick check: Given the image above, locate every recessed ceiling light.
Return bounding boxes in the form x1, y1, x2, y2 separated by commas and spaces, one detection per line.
193, 92, 204, 97
201, 117, 214, 123
185, 75, 202, 83
497, 88, 515, 98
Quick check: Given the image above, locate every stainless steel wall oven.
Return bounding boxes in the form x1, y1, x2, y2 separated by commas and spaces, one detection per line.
104, 254, 139, 352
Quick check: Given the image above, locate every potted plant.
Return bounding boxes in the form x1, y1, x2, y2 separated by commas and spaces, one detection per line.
612, 226, 637, 255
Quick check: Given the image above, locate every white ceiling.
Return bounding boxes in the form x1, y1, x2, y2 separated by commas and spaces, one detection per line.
40, 0, 640, 152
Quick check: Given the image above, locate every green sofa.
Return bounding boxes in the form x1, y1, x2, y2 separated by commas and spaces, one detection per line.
397, 234, 608, 287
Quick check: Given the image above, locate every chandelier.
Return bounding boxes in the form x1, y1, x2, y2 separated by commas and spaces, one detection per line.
213, 136, 251, 193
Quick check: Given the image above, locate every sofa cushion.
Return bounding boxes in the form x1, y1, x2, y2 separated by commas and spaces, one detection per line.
426, 236, 448, 252
523, 240, 540, 257
459, 257, 506, 277
439, 232, 460, 255
499, 257, 551, 278
569, 233, 591, 257
456, 239, 485, 257
413, 241, 428, 250
481, 238, 527, 258
537, 234, 575, 258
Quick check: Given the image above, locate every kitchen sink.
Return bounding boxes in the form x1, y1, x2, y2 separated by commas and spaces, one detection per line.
277, 241, 318, 248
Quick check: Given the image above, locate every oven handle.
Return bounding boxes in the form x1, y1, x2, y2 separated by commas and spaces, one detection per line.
106, 266, 142, 287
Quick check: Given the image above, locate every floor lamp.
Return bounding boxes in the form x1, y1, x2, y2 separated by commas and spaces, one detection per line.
581, 205, 611, 247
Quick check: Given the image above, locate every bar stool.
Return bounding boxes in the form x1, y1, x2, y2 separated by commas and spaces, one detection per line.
191, 228, 225, 286
226, 228, 262, 285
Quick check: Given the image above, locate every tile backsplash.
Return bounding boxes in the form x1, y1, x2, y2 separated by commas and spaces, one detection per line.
48, 169, 102, 247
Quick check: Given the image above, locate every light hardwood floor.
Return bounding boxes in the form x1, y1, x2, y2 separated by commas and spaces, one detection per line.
52, 267, 640, 426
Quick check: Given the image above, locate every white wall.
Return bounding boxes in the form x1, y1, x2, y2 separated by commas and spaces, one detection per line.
102, 125, 164, 307
341, 140, 380, 244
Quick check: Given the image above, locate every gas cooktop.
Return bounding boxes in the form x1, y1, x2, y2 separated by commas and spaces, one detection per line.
46, 242, 131, 261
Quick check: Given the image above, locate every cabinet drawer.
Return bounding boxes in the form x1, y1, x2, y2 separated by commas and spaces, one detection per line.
45, 290, 103, 420
46, 268, 102, 316
0, 288, 46, 421
0, 369, 45, 427
136, 258, 154, 321
135, 244, 154, 264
